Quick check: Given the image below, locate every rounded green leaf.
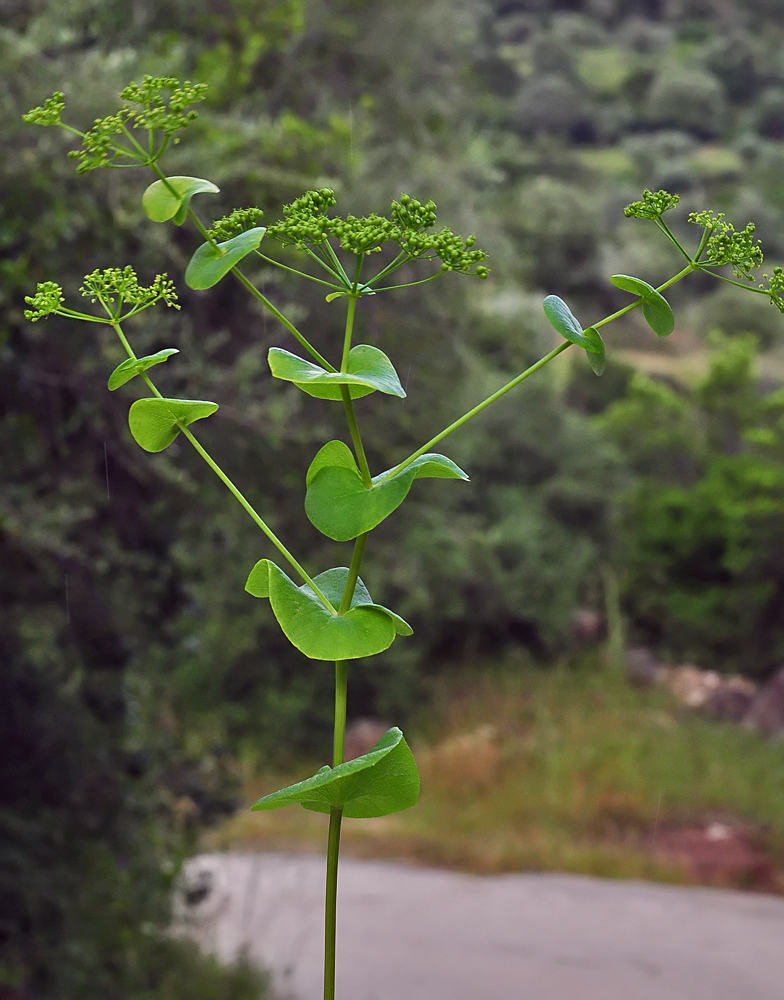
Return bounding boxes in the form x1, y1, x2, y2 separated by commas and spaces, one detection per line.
610, 274, 675, 337
584, 326, 606, 376
543, 295, 598, 352
128, 397, 218, 453
268, 344, 405, 400
142, 176, 219, 224
305, 441, 469, 541
251, 727, 419, 818
244, 560, 412, 660
108, 349, 179, 390
185, 228, 266, 290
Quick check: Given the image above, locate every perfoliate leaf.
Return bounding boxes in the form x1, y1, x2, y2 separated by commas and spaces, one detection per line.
128, 397, 218, 452
185, 228, 266, 290
542, 295, 599, 352
584, 327, 606, 375
305, 441, 468, 541
142, 176, 219, 224
251, 727, 420, 818
108, 349, 179, 390
610, 274, 675, 337
244, 561, 412, 660
542, 294, 605, 375
268, 345, 406, 400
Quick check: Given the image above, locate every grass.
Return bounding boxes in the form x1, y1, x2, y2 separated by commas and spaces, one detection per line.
207, 652, 784, 888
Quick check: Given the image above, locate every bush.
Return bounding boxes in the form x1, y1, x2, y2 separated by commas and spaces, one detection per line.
601, 336, 784, 676
646, 68, 725, 138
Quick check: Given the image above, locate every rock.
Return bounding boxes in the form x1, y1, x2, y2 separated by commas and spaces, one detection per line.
666, 665, 722, 707
343, 718, 391, 761
703, 677, 756, 722
570, 607, 604, 645
625, 647, 665, 686
653, 818, 776, 891
743, 666, 784, 737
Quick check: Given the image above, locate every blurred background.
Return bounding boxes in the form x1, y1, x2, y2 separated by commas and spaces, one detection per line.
3, 0, 784, 997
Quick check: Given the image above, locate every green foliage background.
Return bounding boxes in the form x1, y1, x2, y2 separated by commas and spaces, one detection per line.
3, 0, 784, 995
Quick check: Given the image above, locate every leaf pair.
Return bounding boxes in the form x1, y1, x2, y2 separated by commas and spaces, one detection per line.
142, 176, 219, 225
245, 562, 412, 660
142, 175, 265, 289
185, 228, 266, 289
609, 274, 675, 337
108, 348, 179, 390
128, 397, 218, 452
543, 277, 674, 376
268, 345, 405, 400
305, 441, 469, 541
252, 727, 419, 818
543, 295, 606, 375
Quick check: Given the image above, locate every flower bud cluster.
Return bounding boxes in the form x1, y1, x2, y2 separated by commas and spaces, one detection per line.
24, 77, 207, 173
763, 267, 784, 314
207, 207, 265, 241
80, 267, 179, 311
24, 282, 64, 321
266, 189, 337, 249
391, 193, 437, 232
120, 76, 207, 134
22, 92, 65, 127
624, 189, 680, 221
267, 189, 488, 275
68, 109, 134, 174
690, 211, 764, 281
328, 213, 398, 254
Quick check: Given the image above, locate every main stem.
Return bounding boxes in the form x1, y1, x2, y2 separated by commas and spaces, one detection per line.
324, 272, 371, 998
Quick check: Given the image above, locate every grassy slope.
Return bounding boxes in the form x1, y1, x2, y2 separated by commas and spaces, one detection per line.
208, 654, 784, 888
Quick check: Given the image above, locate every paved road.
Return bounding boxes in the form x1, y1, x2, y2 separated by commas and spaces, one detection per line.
185, 852, 784, 1000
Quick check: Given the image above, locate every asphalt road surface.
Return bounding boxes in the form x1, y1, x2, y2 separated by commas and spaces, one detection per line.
184, 852, 784, 1000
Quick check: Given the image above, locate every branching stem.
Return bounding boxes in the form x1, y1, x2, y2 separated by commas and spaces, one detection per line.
109, 321, 333, 609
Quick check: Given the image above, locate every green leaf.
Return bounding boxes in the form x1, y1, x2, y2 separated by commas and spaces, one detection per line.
610, 274, 675, 337
251, 727, 419, 818
584, 327, 606, 375
542, 295, 605, 375
108, 349, 179, 390
142, 176, 219, 224
128, 397, 218, 453
268, 345, 406, 400
244, 561, 412, 660
305, 441, 469, 541
542, 295, 600, 352
185, 228, 266, 290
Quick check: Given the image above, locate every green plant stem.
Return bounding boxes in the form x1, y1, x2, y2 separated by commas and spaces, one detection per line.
178, 425, 333, 609
324, 534, 367, 1000
341, 293, 358, 370
340, 389, 372, 487
323, 805, 343, 1000
381, 340, 571, 481
333, 661, 348, 764
109, 320, 333, 609
385, 263, 697, 482
339, 277, 373, 486
232, 265, 337, 370
254, 252, 344, 290
148, 163, 335, 371
339, 533, 368, 615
